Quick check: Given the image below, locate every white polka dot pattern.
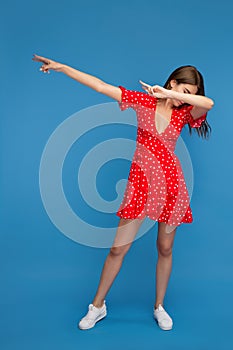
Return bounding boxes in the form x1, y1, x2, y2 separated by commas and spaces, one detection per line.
116, 86, 207, 228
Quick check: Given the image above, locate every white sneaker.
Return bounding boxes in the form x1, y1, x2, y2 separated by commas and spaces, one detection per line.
153, 304, 173, 330
78, 300, 107, 330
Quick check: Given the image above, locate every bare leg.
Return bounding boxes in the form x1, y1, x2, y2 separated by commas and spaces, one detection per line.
92, 217, 144, 307
154, 222, 177, 309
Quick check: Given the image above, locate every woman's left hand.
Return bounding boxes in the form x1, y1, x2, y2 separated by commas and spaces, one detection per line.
140, 82, 171, 99
151, 85, 171, 98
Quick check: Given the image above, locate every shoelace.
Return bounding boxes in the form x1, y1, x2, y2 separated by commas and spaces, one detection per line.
86, 304, 104, 319
155, 306, 172, 322
86, 306, 98, 320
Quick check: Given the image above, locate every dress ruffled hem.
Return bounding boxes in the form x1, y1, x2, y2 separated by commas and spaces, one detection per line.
116, 208, 193, 227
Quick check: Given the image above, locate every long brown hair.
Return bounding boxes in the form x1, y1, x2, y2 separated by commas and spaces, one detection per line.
163, 65, 211, 139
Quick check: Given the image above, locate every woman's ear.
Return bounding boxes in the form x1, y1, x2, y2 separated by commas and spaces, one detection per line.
170, 79, 177, 88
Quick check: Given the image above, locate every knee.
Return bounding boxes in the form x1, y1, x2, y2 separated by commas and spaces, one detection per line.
109, 245, 129, 258
157, 241, 173, 257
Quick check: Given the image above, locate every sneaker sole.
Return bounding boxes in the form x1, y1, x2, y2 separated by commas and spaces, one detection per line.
157, 322, 173, 331
78, 310, 107, 330
154, 316, 173, 330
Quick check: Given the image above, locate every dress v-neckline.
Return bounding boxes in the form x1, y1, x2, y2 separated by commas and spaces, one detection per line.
154, 103, 175, 135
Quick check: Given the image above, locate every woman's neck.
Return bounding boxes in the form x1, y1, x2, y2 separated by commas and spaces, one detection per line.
157, 98, 174, 110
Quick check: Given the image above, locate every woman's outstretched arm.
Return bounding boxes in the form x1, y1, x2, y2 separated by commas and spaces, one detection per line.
32, 54, 122, 102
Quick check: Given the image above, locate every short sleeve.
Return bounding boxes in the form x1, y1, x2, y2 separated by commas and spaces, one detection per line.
184, 105, 207, 128
118, 85, 154, 112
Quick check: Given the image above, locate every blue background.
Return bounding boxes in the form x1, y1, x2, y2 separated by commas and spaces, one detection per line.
1, 0, 233, 349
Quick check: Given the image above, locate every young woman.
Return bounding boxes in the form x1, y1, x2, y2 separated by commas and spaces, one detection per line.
32, 54, 214, 331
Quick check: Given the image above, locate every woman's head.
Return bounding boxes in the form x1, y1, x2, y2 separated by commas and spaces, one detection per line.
163, 65, 205, 95
163, 65, 211, 139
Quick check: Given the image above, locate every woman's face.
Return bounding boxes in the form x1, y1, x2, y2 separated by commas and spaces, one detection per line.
170, 80, 198, 107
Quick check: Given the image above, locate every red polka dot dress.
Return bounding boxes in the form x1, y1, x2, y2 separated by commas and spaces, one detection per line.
116, 86, 207, 228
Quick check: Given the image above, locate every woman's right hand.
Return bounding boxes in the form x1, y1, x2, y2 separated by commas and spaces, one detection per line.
32, 54, 64, 73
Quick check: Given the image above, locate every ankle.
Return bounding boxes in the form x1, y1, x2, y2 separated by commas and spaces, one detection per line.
92, 300, 105, 308
154, 302, 163, 309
